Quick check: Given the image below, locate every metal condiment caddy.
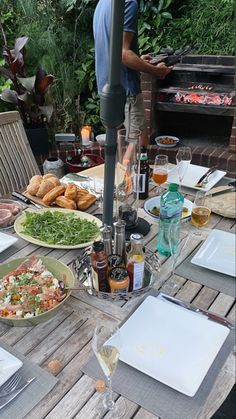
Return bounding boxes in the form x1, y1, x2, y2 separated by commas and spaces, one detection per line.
72, 243, 161, 302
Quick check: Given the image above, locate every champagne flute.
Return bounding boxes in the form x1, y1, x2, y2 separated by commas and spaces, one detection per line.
92, 324, 125, 418
176, 147, 192, 192
191, 191, 211, 230
152, 154, 168, 195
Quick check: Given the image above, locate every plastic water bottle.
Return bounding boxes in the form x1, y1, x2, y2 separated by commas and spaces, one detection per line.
157, 183, 184, 256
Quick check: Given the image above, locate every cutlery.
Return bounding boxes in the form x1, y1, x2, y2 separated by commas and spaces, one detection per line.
206, 185, 235, 197
0, 377, 36, 410
11, 192, 42, 209
195, 167, 217, 187
0, 372, 22, 397
160, 293, 234, 330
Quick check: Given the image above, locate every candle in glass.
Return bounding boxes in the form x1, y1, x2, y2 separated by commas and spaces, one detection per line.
81, 125, 91, 146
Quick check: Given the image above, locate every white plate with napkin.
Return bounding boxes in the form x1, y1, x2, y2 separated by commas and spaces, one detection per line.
0, 347, 23, 387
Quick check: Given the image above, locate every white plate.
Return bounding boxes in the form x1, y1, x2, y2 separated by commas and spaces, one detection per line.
167, 164, 226, 191
191, 229, 236, 277
14, 208, 102, 249
155, 136, 179, 148
0, 232, 18, 254
0, 347, 23, 387
119, 295, 229, 396
144, 196, 193, 221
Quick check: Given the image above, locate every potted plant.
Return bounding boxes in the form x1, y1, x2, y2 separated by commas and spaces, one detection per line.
0, 29, 54, 155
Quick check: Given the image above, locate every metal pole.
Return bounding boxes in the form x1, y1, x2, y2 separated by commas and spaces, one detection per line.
100, 0, 126, 226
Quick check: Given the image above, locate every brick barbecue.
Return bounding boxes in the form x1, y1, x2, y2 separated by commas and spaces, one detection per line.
141, 55, 236, 177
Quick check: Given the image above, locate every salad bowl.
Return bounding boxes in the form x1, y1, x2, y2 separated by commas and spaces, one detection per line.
0, 256, 75, 327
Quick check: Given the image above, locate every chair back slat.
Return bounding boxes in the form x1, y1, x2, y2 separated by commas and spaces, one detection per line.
0, 111, 41, 196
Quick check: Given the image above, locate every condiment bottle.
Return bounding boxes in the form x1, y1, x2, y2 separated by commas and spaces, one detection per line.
91, 241, 110, 292
113, 220, 126, 264
107, 254, 123, 272
100, 224, 112, 257
133, 146, 150, 200
127, 233, 145, 291
109, 267, 129, 294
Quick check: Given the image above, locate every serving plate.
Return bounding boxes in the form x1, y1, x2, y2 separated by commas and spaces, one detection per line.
0, 347, 23, 386
167, 164, 226, 191
0, 232, 18, 254
0, 256, 75, 326
155, 135, 179, 148
144, 196, 193, 221
119, 295, 229, 396
191, 229, 236, 277
14, 208, 102, 249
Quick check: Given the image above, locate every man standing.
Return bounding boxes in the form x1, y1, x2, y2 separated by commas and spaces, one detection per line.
93, 0, 172, 145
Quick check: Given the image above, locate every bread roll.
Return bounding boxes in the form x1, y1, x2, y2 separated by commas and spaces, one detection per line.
64, 183, 77, 200
77, 194, 96, 211
55, 196, 77, 210
26, 175, 43, 196
42, 185, 66, 206
76, 188, 90, 199
43, 173, 59, 181
36, 178, 58, 198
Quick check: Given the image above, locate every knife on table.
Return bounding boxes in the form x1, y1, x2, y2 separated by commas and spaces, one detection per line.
12, 192, 42, 209
195, 166, 217, 187
0, 377, 36, 409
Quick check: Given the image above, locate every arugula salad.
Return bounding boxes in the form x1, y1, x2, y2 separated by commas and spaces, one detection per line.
21, 211, 100, 246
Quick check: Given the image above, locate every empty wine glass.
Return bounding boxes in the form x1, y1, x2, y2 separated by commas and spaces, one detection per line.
152, 154, 168, 195
166, 224, 189, 294
176, 147, 192, 192
92, 324, 126, 418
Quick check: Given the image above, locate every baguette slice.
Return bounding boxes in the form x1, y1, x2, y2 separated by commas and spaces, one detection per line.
42, 185, 66, 206
77, 194, 96, 211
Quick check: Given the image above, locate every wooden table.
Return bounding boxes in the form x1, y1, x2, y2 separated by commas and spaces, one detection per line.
0, 179, 235, 419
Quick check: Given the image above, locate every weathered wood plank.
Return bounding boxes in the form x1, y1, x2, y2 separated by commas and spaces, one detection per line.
209, 293, 235, 317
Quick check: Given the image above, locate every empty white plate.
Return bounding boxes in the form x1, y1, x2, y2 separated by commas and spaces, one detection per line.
167, 164, 226, 191
0, 347, 23, 387
191, 229, 236, 276
0, 232, 18, 254
119, 295, 229, 396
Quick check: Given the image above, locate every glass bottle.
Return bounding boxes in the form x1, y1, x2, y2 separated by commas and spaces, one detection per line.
91, 241, 110, 292
127, 233, 145, 291
157, 183, 184, 257
133, 146, 150, 200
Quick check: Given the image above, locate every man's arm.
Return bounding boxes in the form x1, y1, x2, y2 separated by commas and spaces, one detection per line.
122, 32, 171, 79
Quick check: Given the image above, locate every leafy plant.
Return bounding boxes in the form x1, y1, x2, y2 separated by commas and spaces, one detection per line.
0, 30, 54, 128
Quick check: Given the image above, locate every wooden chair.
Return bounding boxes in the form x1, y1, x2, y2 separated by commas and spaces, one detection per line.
0, 111, 41, 196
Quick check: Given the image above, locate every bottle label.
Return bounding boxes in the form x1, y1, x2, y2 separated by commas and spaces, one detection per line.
160, 209, 182, 220
133, 174, 146, 193
133, 261, 145, 290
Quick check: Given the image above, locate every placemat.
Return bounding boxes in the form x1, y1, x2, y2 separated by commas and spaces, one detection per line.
0, 340, 58, 419
176, 246, 235, 297
81, 292, 235, 419
180, 176, 234, 197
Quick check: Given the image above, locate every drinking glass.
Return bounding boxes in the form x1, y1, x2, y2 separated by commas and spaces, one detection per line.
92, 324, 125, 418
152, 154, 168, 195
191, 191, 211, 229
93, 176, 104, 210
176, 147, 192, 192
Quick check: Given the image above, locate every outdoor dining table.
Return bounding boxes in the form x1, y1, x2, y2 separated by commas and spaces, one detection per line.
0, 165, 235, 419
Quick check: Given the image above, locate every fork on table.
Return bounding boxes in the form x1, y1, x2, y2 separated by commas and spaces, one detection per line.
0, 372, 22, 398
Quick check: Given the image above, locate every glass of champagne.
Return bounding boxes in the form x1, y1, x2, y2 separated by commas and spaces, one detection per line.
92, 324, 125, 418
176, 147, 192, 192
152, 154, 168, 195
191, 191, 211, 230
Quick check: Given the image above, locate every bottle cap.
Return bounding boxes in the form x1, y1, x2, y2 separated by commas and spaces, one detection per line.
130, 233, 144, 243
93, 241, 104, 252
168, 183, 179, 192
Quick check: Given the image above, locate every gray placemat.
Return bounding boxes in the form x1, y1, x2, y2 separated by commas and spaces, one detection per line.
0, 340, 58, 419
176, 246, 235, 297
81, 293, 235, 419
180, 176, 234, 196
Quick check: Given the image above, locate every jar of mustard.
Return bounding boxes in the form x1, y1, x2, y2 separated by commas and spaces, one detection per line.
109, 267, 129, 294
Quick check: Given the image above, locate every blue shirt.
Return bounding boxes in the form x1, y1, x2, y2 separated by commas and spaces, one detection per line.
93, 0, 141, 96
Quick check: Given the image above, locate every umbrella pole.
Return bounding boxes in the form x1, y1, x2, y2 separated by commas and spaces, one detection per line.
100, 0, 126, 226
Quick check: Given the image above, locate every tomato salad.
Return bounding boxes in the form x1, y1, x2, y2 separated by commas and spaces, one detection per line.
0, 256, 66, 319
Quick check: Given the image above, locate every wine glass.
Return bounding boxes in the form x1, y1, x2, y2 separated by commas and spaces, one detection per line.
176, 147, 192, 192
191, 191, 211, 232
92, 324, 126, 418
152, 154, 168, 195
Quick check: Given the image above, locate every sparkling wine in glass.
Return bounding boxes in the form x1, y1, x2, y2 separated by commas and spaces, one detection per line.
176, 147, 192, 192
92, 324, 125, 418
191, 191, 211, 228
152, 154, 168, 195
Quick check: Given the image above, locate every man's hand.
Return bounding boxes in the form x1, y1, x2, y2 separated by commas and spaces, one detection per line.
140, 54, 152, 63
153, 62, 173, 79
